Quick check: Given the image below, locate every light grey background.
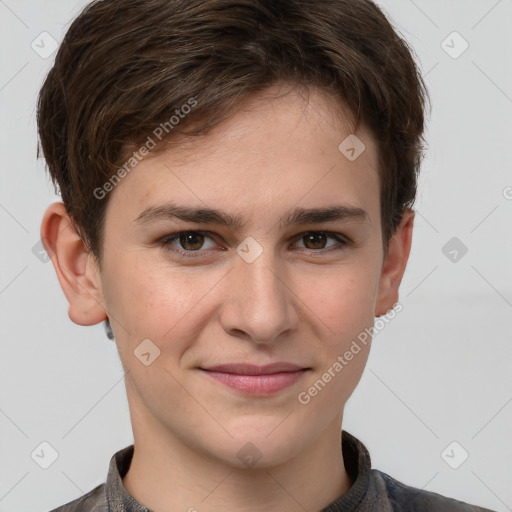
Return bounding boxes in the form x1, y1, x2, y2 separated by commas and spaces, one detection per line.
1, 0, 511, 511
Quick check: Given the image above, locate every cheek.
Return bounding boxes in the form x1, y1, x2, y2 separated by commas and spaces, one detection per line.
104, 256, 222, 352
298, 277, 374, 412
301, 264, 378, 334
300, 261, 378, 392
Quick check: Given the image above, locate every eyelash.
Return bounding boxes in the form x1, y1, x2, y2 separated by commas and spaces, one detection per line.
158, 230, 351, 258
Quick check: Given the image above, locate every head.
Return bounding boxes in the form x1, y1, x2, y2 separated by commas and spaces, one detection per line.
38, 0, 428, 468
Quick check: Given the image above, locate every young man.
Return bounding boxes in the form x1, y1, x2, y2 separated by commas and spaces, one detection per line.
38, 0, 495, 510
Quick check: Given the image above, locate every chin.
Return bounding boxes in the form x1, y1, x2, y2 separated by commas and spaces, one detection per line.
205, 429, 305, 470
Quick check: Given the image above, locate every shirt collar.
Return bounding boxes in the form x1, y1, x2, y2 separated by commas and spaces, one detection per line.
106, 430, 372, 511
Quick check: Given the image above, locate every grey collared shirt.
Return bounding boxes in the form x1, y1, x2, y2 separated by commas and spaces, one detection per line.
48, 431, 496, 511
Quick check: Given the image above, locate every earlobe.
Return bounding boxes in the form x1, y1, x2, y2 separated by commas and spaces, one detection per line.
40, 202, 107, 326
374, 209, 414, 317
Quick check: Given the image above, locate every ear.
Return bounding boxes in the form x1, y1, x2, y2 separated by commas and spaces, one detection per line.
40, 202, 107, 326
374, 209, 414, 317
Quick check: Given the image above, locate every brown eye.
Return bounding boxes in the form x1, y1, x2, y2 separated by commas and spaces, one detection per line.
178, 232, 205, 251
160, 231, 217, 257
294, 231, 349, 252
303, 232, 328, 249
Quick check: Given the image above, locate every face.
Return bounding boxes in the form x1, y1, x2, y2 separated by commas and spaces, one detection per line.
84, 87, 399, 467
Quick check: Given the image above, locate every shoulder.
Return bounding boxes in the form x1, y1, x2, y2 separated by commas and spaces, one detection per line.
47, 483, 106, 512
372, 469, 496, 512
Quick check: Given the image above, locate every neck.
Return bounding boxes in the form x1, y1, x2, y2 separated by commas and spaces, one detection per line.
122, 411, 352, 512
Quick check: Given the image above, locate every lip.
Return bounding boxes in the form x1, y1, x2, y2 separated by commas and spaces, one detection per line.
200, 363, 309, 396
203, 363, 305, 375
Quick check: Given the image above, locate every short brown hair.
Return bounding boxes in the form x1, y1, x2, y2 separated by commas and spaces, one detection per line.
37, 0, 429, 265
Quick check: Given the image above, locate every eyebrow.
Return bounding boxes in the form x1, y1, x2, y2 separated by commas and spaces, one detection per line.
133, 201, 370, 229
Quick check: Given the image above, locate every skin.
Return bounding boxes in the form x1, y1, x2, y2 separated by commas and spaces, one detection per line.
41, 85, 414, 512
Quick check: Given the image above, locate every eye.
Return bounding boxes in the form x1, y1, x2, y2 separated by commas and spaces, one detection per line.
160, 231, 217, 257
295, 231, 348, 251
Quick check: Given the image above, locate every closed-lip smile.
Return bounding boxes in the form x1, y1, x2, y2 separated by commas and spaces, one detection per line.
200, 363, 310, 395
202, 362, 307, 375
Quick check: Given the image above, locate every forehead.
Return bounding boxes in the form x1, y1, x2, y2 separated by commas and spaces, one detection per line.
105, 87, 380, 229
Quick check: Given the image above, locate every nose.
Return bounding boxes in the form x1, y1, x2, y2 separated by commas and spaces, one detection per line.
218, 243, 299, 345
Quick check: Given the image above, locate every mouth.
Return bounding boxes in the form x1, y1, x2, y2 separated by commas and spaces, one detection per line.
202, 363, 308, 375
199, 363, 310, 396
